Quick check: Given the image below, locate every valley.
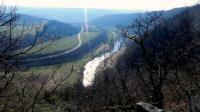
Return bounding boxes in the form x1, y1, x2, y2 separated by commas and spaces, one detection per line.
19, 22, 120, 85
1, 2, 199, 111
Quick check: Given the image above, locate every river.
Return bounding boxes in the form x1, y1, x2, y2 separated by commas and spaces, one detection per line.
83, 40, 122, 87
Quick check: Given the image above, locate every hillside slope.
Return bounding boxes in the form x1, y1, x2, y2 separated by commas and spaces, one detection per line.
17, 14, 48, 24
89, 5, 200, 111
17, 14, 81, 48
44, 20, 81, 40
17, 7, 140, 23
90, 6, 186, 27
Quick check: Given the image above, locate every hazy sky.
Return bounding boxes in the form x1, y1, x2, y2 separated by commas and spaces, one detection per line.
4, 0, 198, 10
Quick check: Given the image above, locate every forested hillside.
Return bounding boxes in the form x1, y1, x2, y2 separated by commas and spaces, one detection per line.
44, 20, 81, 39
17, 7, 136, 23
16, 14, 81, 48
17, 14, 48, 24
90, 6, 186, 27
79, 5, 200, 111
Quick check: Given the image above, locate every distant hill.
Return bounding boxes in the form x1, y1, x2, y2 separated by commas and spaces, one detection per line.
44, 20, 81, 40
17, 14, 80, 38
17, 14, 81, 48
90, 13, 138, 27
17, 14, 48, 24
90, 7, 186, 27
17, 7, 142, 23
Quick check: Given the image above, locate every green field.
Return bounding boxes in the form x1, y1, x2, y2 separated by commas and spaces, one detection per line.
80, 32, 100, 44
26, 35, 79, 55
22, 31, 100, 56
26, 52, 93, 85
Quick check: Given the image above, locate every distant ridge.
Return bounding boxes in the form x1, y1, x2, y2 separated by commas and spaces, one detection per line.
17, 7, 142, 23
90, 6, 187, 27
17, 14, 48, 24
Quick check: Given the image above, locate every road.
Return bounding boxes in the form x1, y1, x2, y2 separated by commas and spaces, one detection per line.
25, 27, 84, 62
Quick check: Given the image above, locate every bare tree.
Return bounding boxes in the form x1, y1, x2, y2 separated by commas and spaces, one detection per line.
0, 5, 75, 112
120, 8, 200, 111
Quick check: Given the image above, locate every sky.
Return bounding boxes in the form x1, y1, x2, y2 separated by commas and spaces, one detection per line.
4, 0, 198, 11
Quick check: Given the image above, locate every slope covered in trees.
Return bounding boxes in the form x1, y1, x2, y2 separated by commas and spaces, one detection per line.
90, 6, 185, 27
16, 14, 81, 49
78, 5, 200, 111
44, 20, 80, 39
17, 14, 48, 24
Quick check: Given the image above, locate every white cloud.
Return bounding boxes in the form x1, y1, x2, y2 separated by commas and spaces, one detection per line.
4, 0, 197, 10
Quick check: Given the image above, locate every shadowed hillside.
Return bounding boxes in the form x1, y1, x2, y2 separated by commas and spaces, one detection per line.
78, 5, 200, 111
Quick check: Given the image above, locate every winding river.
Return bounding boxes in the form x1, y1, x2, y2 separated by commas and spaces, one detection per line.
83, 40, 122, 87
